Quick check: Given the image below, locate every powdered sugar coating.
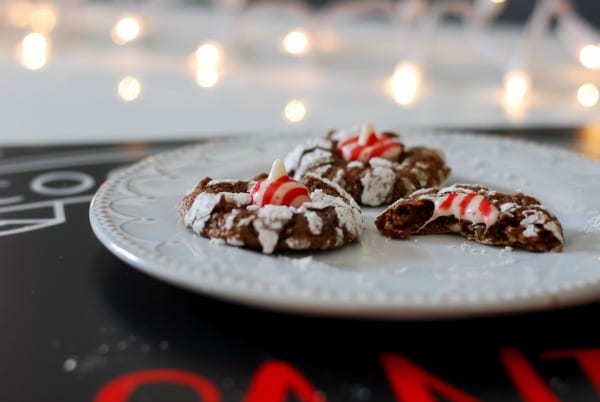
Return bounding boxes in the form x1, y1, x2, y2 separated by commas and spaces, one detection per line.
360, 167, 396, 206
254, 206, 294, 254
285, 130, 450, 206
520, 210, 564, 242
185, 192, 250, 233
305, 211, 323, 235
180, 175, 362, 254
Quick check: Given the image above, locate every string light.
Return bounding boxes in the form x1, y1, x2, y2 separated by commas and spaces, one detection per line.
282, 30, 310, 56
192, 40, 224, 88
195, 66, 220, 88
500, 70, 530, 121
19, 32, 49, 70
577, 83, 599, 107
388, 62, 422, 106
283, 100, 307, 123
7, 1, 35, 27
578, 126, 600, 159
579, 45, 600, 69
195, 41, 224, 67
30, 3, 57, 33
111, 16, 142, 45
503, 70, 530, 100
117, 76, 142, 102
7, 1, 57, 32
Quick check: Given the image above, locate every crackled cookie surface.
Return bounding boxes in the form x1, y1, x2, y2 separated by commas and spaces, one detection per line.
180, 160, 362, 254
375, 184, 564, 252
284, 124, 451, 206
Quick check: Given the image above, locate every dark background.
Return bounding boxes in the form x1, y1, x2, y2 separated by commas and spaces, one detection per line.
271, 0, 600, 27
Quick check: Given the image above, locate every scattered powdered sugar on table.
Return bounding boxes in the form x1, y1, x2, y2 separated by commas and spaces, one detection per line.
290, 256, 314, 270
63, 357, 77, 372
584, 215, 600, 233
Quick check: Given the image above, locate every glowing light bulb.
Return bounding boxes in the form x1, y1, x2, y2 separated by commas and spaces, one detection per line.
117, 76, 141, 102
19, 32, 49, 70
501, 72, 530, 122
283, 100, 307, 123
388, 62, 422, 106
30, 4, 57, 33
195, 41, 224, 67
282, 30, 310, 56
195, 66, 219, 88
490, 0, 505, 3
504, 70, 530, 102
579, 45, 600, 69
7, 1, 35, 27
577, 83, 599, 107
111, 16, 142, 45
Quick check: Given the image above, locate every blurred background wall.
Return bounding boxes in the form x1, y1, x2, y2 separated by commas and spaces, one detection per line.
251, 0, 600, 26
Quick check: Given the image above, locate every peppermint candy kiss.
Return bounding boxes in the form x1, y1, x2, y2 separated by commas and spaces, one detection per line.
250, 159, 311, 208
424, 191, 500, 229
337, 123, 403, 162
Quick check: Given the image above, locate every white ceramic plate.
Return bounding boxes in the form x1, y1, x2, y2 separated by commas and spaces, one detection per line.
89, 131, 600, 319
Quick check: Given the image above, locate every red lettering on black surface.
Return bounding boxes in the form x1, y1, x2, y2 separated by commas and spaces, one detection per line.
243, 360, 327, 402
93, 368, 221, 402
498, 347, 559, 402
380, 353, 480, 402
543, 348, 600, 393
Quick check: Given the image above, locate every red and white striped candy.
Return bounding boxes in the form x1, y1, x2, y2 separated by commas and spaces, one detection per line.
428, 191, 499, 229
337, 124, 403, 163
250, 159, 311, 208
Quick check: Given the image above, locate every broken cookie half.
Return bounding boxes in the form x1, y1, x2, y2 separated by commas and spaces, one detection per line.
375, 184, 563, 252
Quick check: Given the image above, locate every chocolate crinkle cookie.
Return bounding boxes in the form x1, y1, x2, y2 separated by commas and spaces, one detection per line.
179, 159, 362, 254
375, 184, 564, 252
284, 124, 451, 206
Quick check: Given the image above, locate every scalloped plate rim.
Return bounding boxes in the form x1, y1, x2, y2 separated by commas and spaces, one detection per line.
89, 130, 600, 319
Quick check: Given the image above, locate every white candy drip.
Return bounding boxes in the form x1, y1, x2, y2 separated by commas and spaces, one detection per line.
419, 190, 499, 231
268, 159, 287, 180
358, 123, 375, 145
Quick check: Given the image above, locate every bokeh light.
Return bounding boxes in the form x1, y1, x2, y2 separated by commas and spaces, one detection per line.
579, 45, 600, 70
282, 30, 310, 56
388, 62, 422, 106
195, 66, 220, 88
577, 83, 599, 107
195, 41, 224, 67
283, 100, 307, 123
118, 76, 142, 102
111, 16, 142, 45
19, 32, 49, 70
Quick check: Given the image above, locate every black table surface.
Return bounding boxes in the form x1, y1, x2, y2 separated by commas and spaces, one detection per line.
2, 126, 600, 402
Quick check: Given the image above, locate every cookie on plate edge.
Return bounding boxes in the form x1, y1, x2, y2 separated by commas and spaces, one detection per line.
180, 159, 362, 254
284, 124, 451, 206
375, 184, 564, 252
